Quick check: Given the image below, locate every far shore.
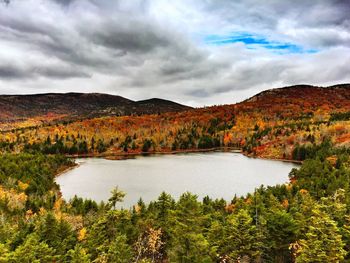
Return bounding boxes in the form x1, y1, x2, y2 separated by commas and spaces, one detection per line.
59, 146, 301, 166
65, 147, 241, 160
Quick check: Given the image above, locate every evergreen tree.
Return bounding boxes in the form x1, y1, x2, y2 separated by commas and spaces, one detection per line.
265, 210, 298, 262
67, 245, 91, 263
224, 209, 263, 262
294, 208, 346, 262
106, 235, 133, 263
108, 186, 126, 209
8, 234, 56, 263
155, 192, 175, 223
167, 192, 211, 263
0, 243, 9, 263
37, 212, 58, 247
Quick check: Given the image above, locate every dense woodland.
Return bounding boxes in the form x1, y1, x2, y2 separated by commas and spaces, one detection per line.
0, 141, 350, 262
1, 85, 350, 161
0, 85, 350, 262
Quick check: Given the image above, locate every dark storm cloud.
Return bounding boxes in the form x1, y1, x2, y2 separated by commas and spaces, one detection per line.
0, 1, 202, 76
186, 89, 210, 98
294, 0, 350, 28
0, 65, 27, 79
0, 0, 349, 105
0, 15, 106, 68
51, 0, 76, 6
35, 67, 90, 79
0, 61, 90, 80
86, 20, 171, 53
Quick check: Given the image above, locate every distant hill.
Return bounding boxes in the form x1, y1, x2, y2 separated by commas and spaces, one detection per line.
245, 84, 350, 106
1, 84, 350, 159
0, 93, 192, 130
240, 84, 350, 116
1, 84, 350, 132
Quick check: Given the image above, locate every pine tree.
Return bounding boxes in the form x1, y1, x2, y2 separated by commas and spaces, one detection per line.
294, 208, 346, 262
67, 245, 91, 263
167, 192, 211, 263
155, 192, 175, 223
224, 209, 263, 262
37, 212, 58, 248
0, 243, 9, 263
266, 210, 298, 262
8, 234, 56, 262
108, 186, 126, 209
106, 235, 133, 263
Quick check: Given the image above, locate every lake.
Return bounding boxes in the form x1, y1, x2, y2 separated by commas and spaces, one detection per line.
56, 152, 299, 208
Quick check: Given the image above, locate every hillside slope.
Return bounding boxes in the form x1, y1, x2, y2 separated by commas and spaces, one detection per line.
1, 84, 350, 160
0, 93, 191, 130
241, 84, 350, 117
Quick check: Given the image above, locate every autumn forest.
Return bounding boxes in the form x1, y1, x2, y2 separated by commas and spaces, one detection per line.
1, 84, 350, 262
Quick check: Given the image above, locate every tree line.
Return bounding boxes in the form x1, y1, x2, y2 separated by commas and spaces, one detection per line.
0, 140, 350, 261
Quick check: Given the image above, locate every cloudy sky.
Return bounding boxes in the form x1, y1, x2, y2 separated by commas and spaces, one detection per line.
0, 0, 349, 106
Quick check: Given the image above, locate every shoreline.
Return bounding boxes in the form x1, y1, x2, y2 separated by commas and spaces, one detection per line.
64, 147, 301, 164
55, 162, 80, 177
244, 154, 303, 164
65, 147, 242, 160
54, 147, 301, 178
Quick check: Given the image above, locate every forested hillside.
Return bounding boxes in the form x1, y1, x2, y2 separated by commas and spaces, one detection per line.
1, 84, 350, 160
0, 93, 191, 131
0, 141, 350, 262
0, 84, 350, 262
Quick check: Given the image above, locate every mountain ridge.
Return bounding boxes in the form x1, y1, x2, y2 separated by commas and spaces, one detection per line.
245, 83, 350, 103
1, 83, 350, 132
0, 92, 192, 130
1, 83, 350, 159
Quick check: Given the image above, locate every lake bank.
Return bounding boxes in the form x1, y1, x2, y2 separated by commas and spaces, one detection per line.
56, 152, 299, 207
65, 146, 241, 159
55, 162, 79, 178
63, 147, 302, 164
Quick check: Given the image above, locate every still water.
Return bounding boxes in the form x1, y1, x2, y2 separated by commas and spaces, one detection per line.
56, 152, 299, 208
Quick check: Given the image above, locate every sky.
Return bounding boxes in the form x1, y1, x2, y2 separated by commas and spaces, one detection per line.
0, 0, 349, 106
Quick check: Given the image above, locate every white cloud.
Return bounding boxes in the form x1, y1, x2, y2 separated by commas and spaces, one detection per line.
0, 0, 349, 106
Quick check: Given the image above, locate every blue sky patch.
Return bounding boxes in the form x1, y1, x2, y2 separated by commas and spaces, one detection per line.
204, 32, 318, 54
